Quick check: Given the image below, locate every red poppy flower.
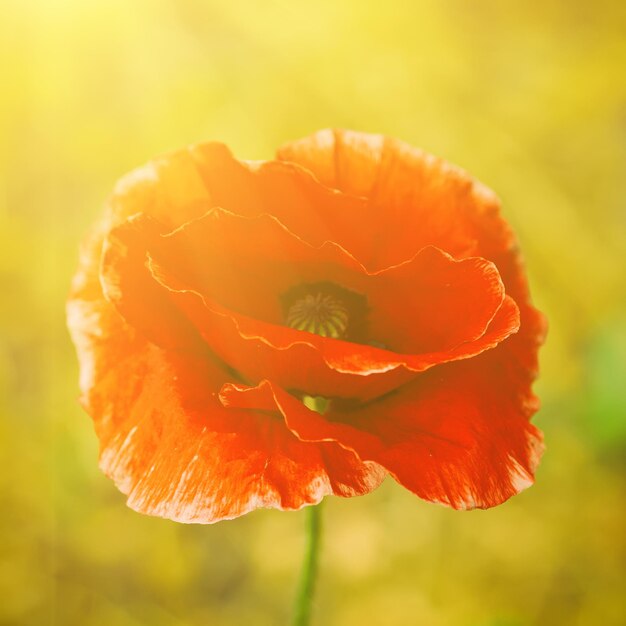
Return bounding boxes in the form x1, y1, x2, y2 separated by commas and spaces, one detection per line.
67, 130, 546, 523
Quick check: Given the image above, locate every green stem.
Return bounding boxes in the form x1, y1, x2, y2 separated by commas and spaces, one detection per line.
291, 395, 327, 626
291, 502, 323, 626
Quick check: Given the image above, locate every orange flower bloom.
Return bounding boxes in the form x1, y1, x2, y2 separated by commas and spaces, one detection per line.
67, 130, 546, 523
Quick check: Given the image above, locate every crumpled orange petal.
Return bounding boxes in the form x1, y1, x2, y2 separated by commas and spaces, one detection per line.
278, 128, 547, 432
69, 231, 385, 523
98, 211, 520, 401
219, 353, 543, 510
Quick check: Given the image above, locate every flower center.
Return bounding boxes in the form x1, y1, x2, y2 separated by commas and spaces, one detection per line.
282, 283, 368, 414
282, 281, 368, 341
286, 291, 349, 338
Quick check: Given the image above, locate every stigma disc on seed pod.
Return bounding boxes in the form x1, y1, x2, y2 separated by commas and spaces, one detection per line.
286, 291, 349, 339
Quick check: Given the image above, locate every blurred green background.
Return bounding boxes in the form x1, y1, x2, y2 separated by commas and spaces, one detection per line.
1, 0, 625, 624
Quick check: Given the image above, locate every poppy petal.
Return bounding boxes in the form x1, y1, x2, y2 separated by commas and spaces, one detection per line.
94, 345, 386, 522
98, 211, 520, 401
68, 238, 385, 523
278, 128, 546, 418
109, 150, 213, 227
160, 284, 520, 402
277, 129, 482, 268
221, 354, 543, 511
147, 206, 368, 326
148, 207, 510, 353
189, 142, 378, 257
277, 130, 545, 352
99, 214, 204, 351
108, 141, 371, 258
325, 356, 545, 510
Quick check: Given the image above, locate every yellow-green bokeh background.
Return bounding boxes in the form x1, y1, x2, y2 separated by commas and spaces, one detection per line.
2, 1, 625, 624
